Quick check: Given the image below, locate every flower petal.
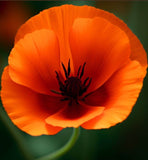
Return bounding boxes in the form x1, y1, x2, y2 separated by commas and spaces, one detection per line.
83, 85, 110, 107
45, 102, 104, 128
9, 29, 60, 95
14, 5, 147, 69
1, 67, 63, 135
69, 17, 130, 92
81, 60, 147, 129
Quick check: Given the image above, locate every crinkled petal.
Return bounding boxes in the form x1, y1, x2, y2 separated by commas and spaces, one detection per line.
81, 60, 147, 129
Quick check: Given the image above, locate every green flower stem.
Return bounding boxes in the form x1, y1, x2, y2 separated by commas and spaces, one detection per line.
36, 127, 80, 160
0, 106, 33, 160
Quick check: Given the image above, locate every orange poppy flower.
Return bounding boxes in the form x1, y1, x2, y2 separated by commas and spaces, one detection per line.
1, 5, 147, 136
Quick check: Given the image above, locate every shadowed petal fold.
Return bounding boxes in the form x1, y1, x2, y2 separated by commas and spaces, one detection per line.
45, 102, 104, 128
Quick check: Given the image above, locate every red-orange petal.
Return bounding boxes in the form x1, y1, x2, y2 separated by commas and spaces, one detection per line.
1, 67, 63, 136
45, 102, 104, 128
9, 29, 60, 95
82, 60, 146, 129
14, 5, 147, 68
69, 17, 130, 92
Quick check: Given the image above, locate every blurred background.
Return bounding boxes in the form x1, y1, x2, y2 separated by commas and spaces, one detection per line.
0, 1, 148, 160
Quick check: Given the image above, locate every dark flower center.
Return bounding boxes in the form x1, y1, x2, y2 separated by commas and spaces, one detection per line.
51, 60, 92, 105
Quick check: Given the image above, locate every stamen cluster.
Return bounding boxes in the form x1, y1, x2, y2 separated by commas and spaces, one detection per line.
52, 60, 92, 105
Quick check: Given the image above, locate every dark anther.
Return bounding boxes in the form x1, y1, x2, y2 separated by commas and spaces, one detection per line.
77, 65, 81, 77
80, 62, 86, 79
67, 59, 70, 76
83, 77, 89, 86
55, 71, 65, 91
85, 78, 92, 89
81, 78, 92, 94
51, 60, 92, 105
61, 62, 68, 78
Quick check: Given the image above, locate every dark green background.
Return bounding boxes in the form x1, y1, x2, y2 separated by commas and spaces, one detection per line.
0, 1, 148, 160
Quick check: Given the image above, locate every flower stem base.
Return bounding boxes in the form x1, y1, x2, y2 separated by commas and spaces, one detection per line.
36, 127, 80, 160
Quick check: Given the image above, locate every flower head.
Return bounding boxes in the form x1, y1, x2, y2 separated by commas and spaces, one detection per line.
1, 5, 147, 136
